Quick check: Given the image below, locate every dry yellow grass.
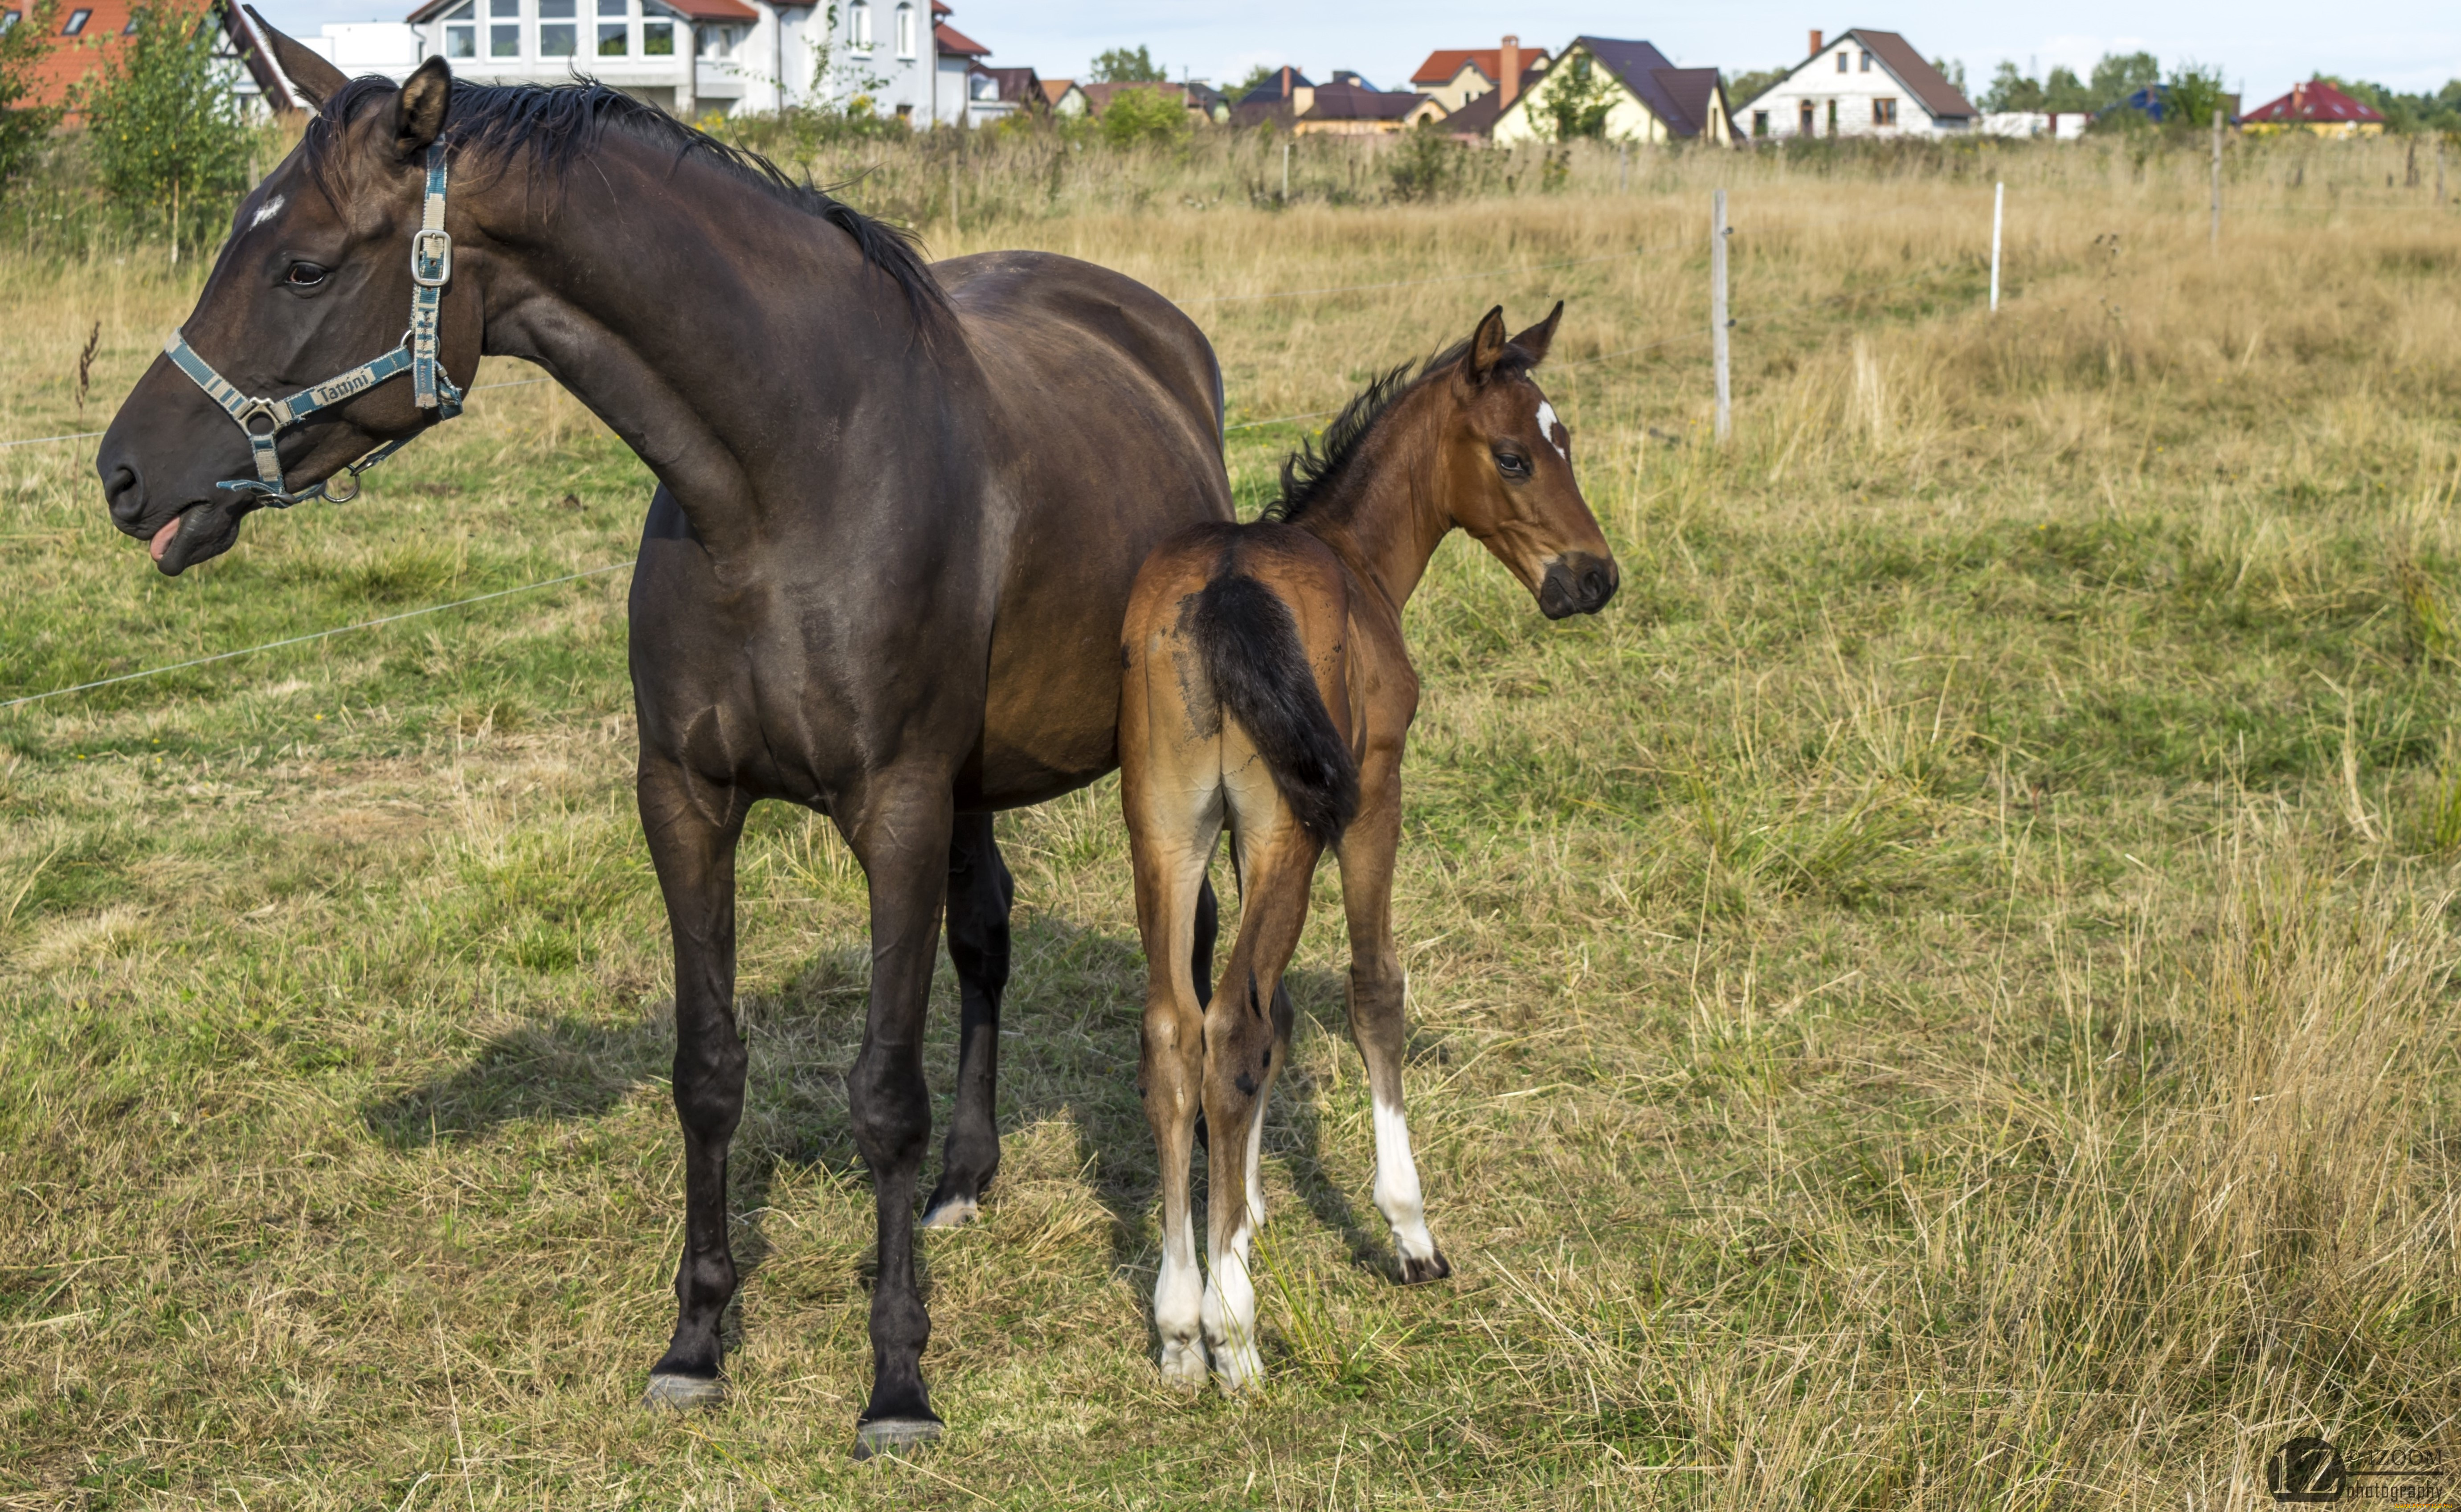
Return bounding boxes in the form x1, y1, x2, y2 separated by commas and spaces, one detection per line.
2, 133, 2459, 1507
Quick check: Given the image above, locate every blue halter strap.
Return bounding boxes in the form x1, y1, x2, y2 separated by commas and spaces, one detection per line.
162, 143, 464, 509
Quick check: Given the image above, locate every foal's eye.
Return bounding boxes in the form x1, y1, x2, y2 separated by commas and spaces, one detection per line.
285, 263, 330, 289
1494, 451, 1531, 479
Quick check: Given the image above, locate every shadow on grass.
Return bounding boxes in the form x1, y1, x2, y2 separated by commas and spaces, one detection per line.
356, 903, 1394, 1344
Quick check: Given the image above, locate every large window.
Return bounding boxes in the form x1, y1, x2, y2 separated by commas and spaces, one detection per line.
643, 17, 671, 53
893, 2, 912, 58
441, 0, 473, 57
697, 22, 739, 56
848, 0, 869, 52
489, 0, 518, 57
597, 0, 625, 54
537, 0, 574, 56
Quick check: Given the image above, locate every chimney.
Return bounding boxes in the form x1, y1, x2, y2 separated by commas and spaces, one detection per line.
1809, 29, 1823, 56
1499, 34, 1521, 106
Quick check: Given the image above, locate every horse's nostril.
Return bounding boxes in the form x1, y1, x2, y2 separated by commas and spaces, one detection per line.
106, 464, 143, 523
1582, 570, 1607, 602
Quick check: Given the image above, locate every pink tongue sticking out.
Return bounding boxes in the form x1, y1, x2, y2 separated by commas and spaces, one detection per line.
149, 513, 182, 562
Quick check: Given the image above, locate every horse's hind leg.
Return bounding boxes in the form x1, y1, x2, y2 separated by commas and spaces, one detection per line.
924, 813, 1013, 1229
639, 757, 752, 1408
1335, 758, 1448, 1283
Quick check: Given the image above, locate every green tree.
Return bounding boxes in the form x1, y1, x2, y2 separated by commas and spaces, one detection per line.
2043, 65, 2092, 110
1931, 56, 1967, 97
1537, 52, 1617, 142
76, 3, 251, 246
0, 0, 64, 194
2164, 61, 2228, 129
1726, 66, 1788, 107
1231, 62, 1278, 100
2088, 50, 2160, 107
1089, 45, 1164, 84
1982, 61, 2044, 112
1097, 83, 1188, 148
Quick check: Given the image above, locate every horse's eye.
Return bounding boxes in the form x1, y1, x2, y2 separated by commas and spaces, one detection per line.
1495, 451, 1530, 478
285, 263, 329, 288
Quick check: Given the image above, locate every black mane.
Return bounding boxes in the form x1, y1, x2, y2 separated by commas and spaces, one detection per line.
303, 76, 948, 335
1263, 337, 1536, 525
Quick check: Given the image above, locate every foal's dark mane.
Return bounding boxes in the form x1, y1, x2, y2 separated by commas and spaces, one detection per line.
1263, 337, 1537, 526
303, 76, 948, 333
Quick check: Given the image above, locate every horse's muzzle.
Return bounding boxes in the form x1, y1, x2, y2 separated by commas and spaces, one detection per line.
1538, 552, 1619, 619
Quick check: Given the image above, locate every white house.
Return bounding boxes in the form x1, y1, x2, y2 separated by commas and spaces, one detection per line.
388, 0, 993, 121
1734, 29, 1974, 141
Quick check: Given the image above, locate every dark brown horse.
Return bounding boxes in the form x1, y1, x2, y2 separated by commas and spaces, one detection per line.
94, 33, 1232, 1453
1118, 306, 1616, 1387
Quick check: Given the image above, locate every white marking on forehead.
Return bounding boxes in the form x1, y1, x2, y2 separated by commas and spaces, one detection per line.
1535, 400, 1568, 461
249, 195, 286, 230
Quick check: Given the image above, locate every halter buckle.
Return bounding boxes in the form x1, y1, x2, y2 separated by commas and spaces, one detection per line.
411, 229, 453, 288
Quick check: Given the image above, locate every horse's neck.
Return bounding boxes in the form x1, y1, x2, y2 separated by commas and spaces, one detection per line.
1301, 391, 1451, 614
478, 146, 937, 561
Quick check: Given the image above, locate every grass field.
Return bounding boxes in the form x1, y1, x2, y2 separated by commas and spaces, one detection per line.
5, 132, 2461, 1507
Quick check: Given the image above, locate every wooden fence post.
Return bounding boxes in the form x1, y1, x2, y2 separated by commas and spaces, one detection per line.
1989, 181, 2003, 312
1711, 188, 1730, 443
2210, 110, 2223, 250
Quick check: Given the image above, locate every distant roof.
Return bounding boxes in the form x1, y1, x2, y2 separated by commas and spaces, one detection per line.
1439, 66, 1544, 136
1851, 29, 1974, 118
1301, 79, 1419, 121
1082, 80, 1207, 114
1412, 47, 1513, 86
934, 20, 987, 56
654, 0, 758, 22
1647, 65, 1725, 138
1239, 65, 1313, 106
973, 65, 1039, 104
18, 0, 292, 114
1040, 78, 1080, 107
2242, 79, 2384, 124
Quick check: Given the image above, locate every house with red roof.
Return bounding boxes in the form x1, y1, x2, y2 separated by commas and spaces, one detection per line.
4, 0, 294, 118
1490, 36, 1734, 146
2239, 80, 2384, 137
1409, 36, 1549, 114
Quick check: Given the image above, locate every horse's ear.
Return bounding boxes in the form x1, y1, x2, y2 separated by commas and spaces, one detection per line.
394, 56, 452, 160
1464, 306, 1509, 384
1508, 302, 1564, 367
245, 7, 347, 109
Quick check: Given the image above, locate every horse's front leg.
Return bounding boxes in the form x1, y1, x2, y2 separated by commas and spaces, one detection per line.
840, 769, 958, 1457
924, 812, 1014, 1228
639, 756, 752, 1407
1335, 757, 1449, 1283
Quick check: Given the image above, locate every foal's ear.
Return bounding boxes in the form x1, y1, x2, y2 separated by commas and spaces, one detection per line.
1508, 302, 1564, 367
247, 8, 347, 110
393, 57, 453, 161
1464, 306, 1510, 384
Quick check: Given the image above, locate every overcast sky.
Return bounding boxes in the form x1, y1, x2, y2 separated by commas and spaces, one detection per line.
255, 0, 2461, 103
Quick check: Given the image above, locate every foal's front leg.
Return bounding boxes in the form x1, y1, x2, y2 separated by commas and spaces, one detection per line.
1335, 764, 1449, 1283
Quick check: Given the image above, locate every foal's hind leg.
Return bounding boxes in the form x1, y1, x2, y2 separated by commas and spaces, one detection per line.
923, 813, 1014, 1229
1335, 760, 1448, 1283
639, 757, 753, 1407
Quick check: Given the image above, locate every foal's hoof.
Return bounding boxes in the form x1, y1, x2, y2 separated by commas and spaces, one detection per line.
919, 1195, 980, 1229
642, 1373, 727, 1411
1158, 1337, 1210, 1390
1397, 1246, 1452, 1286
853, 1416, 945, 1459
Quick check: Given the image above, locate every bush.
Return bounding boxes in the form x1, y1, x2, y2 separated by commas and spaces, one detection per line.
74, 4, 251, 247
1537, 54, 1616, 143
1098, 85, 1188, 150
0, 0, 63, 195
1386, 122, 1458, 202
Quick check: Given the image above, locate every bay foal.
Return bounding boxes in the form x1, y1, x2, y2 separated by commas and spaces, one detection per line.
1118, 306, 1619, 1387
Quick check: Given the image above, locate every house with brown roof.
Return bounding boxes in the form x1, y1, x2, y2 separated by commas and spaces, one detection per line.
2239, 80, 2384, 137
1409, 36, 1547, 113
1732, 28, 1974, 140
1080, 80, 1227, 125
1039, 77, 1088, 115
1295, 76, 1422, 134
1491, 37, 1734, 146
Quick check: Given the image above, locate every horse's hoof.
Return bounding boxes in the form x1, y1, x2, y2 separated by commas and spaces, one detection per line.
1158, 1337, 1209, 1389
919, 1196, 979, 1229
853, 1416, 945, 1459
1212, 1343, 1266, 1393
1397, 1246, 1452, 1285
642, 1373, 727, 1411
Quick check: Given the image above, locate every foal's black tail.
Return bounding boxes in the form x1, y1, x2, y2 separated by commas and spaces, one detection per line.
1185, 571, 1359, 845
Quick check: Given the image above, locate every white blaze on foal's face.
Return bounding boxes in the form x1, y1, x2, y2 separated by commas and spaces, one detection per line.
250, 195, 286, 231
1535, 399, 1569, 462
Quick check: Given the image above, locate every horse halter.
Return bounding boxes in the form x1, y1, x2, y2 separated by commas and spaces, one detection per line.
160, 143, 463, 509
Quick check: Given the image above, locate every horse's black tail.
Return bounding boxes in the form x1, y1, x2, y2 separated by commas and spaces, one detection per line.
1185, 571, 1359, 846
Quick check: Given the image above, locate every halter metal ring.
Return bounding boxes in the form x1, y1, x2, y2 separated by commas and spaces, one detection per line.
411, 229, 453, 288
237, 399, 283, 437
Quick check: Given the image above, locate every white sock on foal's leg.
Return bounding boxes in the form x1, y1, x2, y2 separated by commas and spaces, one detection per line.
1202, 1113, 1268, 1389
1371, 1097, 1448, 1282
1153, 1203, 1207, 1387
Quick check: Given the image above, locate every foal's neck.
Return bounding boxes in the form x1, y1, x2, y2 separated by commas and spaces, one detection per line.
1296, 385, 1453, 614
